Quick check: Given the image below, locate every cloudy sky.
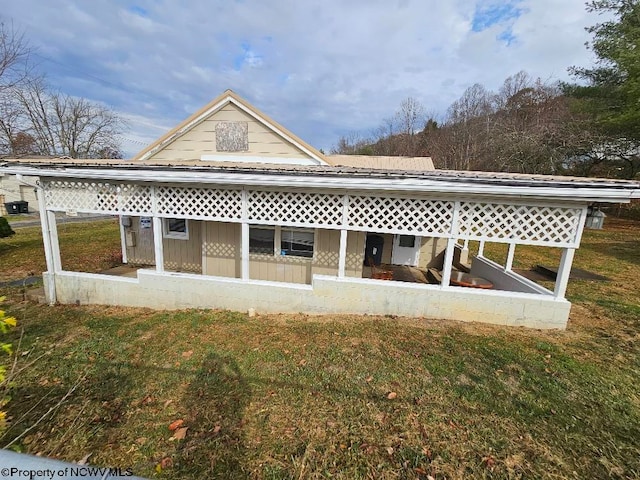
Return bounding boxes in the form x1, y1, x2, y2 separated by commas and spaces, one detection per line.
4, 0, 599, 157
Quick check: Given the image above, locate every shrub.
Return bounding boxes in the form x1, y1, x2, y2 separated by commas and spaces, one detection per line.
0, 217, 15, 238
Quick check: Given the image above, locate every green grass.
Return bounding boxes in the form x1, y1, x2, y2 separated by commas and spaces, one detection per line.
0, 218, 639, 479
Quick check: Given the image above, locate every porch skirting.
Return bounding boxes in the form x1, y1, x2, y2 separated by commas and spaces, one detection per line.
44, 270, 571, 329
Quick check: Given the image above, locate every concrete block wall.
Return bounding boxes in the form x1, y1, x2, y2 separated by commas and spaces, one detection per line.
46, 270, 571, 330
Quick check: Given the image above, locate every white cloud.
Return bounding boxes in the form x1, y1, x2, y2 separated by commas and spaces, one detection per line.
2, 0, 598, 155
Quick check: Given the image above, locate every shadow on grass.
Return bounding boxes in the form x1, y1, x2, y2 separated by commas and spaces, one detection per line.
3, 361, 135, 457
579, 240, 640, 266
173, 352, 251, 479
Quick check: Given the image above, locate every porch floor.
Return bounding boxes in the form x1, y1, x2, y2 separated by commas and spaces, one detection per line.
362, 264, 433, 284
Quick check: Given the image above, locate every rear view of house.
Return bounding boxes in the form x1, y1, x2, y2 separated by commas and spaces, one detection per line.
2, 90, 639, 329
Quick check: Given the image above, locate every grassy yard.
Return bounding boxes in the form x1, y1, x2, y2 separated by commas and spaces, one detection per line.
0, 219, 639, 479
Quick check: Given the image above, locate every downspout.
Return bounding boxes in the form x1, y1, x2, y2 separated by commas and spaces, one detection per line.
16, 175, 57, 304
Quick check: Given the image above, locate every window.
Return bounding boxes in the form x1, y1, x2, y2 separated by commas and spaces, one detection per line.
281, 228, 314, 258
249, 227, 275, 254
163, 218, 189, 239
398, 235, 416, 248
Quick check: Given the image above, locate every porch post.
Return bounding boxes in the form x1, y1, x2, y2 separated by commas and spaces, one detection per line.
478, 240, 485, 257
47, 211, 62, 272
441, 238, 456, 287
151, 186, 164, 273
241, 223, 250, 280
338, 229, 348, 278
119, 217, 128, 264
152, 217, 164, 273
554, 248, 575, 299
441, 201, 461, 288
505, 242, 516, 271
37, 187, 56, 304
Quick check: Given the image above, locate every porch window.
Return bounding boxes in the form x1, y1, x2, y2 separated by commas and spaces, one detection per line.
163, 218, 189, 240
249, 227, 275, 254
398, 235, 416, 248
281, 228, 314, 258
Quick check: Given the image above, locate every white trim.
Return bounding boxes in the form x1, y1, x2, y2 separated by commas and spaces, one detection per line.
47, 211, 62, 273
554, 248, 576, 299
5, 165, 637, 203
37, 189, 56, 304
201, 155, 320, 166
505, 243, 516, 271
241, 222, 250, 280
152, 216, 164, 273
441, 201, 461, 288
162, 218, 189, 240
338, 229, 347, 278
139, 95, 327, 165
119, 218, 128, 264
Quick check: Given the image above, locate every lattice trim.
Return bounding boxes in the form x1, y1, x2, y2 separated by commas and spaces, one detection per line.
43, 180, 152, 214
347, 196, 454, 235
248, 190, 343, 226
157, 186, 242, 220
457, 202, 581, 244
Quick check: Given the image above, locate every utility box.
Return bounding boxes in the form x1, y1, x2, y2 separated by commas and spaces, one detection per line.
585, 207, 606, 230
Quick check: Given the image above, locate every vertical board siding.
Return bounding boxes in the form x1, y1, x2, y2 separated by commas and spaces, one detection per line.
163, 220, 202, 273
125, 217, 156, 265
147, 103, 311, 161
203, 221, 240, 278
418, 237, 448, 269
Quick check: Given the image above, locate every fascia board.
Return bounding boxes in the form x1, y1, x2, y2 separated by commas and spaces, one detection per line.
3, 165, 638, 203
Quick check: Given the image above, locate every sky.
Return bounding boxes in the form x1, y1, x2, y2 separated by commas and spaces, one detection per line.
3, 0, 599, 157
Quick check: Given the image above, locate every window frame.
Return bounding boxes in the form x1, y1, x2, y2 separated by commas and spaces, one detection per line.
280, 227, 315, 258
249, 226, 276, 255
162, 218, 189, 240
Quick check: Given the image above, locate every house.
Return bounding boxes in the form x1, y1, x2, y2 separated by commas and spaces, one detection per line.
1, 90, 639, 329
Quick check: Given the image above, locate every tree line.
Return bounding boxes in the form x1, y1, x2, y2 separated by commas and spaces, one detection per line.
333, 1, 640, 180
0, 21, 123, 159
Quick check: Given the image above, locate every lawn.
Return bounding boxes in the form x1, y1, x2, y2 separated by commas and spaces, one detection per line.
0, 218, 639, 479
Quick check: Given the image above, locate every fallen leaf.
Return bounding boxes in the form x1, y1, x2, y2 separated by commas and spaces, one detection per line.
386, 446, 394, 455
387, 392, 397, 400
160, 457, 173, 469
298, 359, 307, 366
77, 453, 91, 465
171, 427, 188, 440
163, 399, 173, 408
168, 419, 184, 431
213, 425, 221, 434
366, 376, 373, 382
181, 350, 193, 359
142, 396, 154, 405
135, 437, 147, 445
482, 455, 496, 471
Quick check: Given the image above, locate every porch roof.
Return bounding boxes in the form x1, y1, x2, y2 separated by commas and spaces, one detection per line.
2, 159, 639, 203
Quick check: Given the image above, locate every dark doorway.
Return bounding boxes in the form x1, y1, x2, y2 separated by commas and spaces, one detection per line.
364, 234, 384, 266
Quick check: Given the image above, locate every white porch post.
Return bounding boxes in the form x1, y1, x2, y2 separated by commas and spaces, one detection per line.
338, 229, 348, 278
554, 248, 575, 299
119, 217, 128, 264
505, 242, 516, 271
478, 240, 485, 257
151, 186, 164, 273
47, 211, 62, 272
37, 187, 56, 304
441, 201, 461, 288
241, 222, 250, 280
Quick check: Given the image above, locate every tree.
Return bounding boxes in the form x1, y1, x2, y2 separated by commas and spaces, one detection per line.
565, 0, 640, 178
0, 21, 31, 91
0, 217, 14, 238
13, 79, 124, 158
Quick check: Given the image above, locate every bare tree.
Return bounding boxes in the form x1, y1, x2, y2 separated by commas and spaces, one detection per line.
14, 79, 124, 158
0, 20, 32, 90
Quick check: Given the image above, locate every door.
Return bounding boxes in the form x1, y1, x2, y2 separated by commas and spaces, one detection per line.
391, 235, 421, 266
364, 234, 384, 266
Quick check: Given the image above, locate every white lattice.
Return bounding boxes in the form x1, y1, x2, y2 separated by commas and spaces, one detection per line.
44, 181, 152, 214
347, 196, 453, 235
248, 190, 343, 226
457, 202, 581, 244
157, 186, 242, 220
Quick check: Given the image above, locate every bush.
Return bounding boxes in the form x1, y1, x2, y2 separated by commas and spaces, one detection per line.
0, 217, 15, 238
